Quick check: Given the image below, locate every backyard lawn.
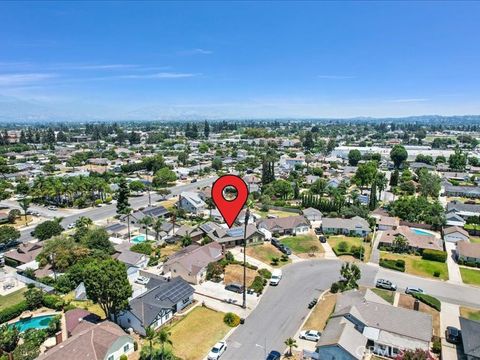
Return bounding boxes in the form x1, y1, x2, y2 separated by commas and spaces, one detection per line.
160, 243, 183, 259
246, 243, 290, 267
371, 288, 395, 304
380, 252, 449, 280
257, 209, 300, 218
328, 235, 371, 262
302, 293, 336, 331
168, 307, 230, 360
224, 264, 257, 287
470, 236, 480, 244
460, 267, 480, 286
64, 292, 106, 319
0, 288, 27, 310
281, 234, 324, 256
460, 306, 480, 321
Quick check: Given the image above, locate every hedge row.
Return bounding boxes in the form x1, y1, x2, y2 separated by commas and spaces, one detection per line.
422, 249, 447, 263
379, 258, 406, 272
42, 294, 64, 311
412, 292, 441, 311
0, 300, 28, 324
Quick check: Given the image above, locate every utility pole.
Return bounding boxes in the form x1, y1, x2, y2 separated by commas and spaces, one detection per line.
242, 208, 250, 309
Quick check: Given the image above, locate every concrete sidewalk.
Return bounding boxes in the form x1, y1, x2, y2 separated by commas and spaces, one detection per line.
440, 302, 461, 360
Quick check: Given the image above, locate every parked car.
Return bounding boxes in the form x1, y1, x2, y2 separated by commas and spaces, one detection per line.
190, 178, 198, 183
67, 223, 76, 229
271, 238, 280, 248
299, 330, 321, 342
314, 227, 322, 235
279, 245, 291, 255
269, 269, 282, 286
47, 206, 57, 211
207, 341, 227, 360
318, 235, 327, 243
376, 279, 397, 291
225, 283, 244, 294
135, 276, 150, 285
405, 287, 424, 295
445, 326, 462, 344
266, 351, 281, 360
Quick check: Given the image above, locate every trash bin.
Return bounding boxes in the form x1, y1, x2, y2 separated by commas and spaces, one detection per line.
240, 318, 245, 324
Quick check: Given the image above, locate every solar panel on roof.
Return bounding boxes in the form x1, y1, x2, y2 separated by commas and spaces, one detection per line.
227, 228, 244, 237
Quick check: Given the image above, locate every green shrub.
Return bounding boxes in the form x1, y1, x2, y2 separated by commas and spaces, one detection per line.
130, 242, 153, 255
330, 282, 340, 293
431, 337, 442, 354
223, 312, 241, 327
0, 301, 28, 323
258, 269, 272, 279
411, 292, 441, 311
433, 271, 440, 277
281, 255, 289, 262
422, 249, 447, 263
42, 294, 65, 310
337, 241, 349, 252
225, 251, 235, 262
271, 257, 279, 266
120, 355, 128, 360
249, 276, 265, 294
134, 341, 139, 351
379, 258, 405, 272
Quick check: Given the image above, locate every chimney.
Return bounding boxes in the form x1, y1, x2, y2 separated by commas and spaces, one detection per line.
413, 299, 420, 311
55, 331, 63, 345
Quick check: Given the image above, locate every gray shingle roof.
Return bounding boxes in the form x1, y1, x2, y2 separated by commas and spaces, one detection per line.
460, 317, 480, 358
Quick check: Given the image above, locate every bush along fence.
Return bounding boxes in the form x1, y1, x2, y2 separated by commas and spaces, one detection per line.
411, 292, 441, 311
379, 258, 406, 272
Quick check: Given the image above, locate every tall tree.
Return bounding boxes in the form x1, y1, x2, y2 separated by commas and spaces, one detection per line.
0, 225, 20, 244
18, 197, 31, 225
83, 258, 132, 323
204, 120, 210, 138
0, 324, 19, 360
303, 131, 314, 150
390, 144, 408, 169
116, 178, 130, 215
340, 262, 361, 290
348, 149, 362, 166
449, 148, 467, 171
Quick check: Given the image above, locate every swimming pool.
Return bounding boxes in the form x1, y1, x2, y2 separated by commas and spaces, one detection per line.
9, 315, 55, 332
132, 235, 146, 243
412, 228, 433, 236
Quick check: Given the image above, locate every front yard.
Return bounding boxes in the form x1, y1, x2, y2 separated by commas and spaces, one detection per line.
302, 293, 337, 331
246, 243, 290, 267
470, 236, 480, 244
460, 306, 480, 321
224, 264, 257, 287
380, 252, 449, 280
328, 235, 371, 262
371, 288, 395, 304
0, 288, 26, 310
280, 234, 324, 257
64, 292, 106, 319
460, 267, 480, 286
168, 306, 230, 360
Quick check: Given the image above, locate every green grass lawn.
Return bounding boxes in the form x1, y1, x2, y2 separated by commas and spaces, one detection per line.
460, 306, 480, 321
470, 236, 480, 244
246, 243, 290, 267
281, 234, 324, 255
168, 307, 230, 360
460, 267, 480, 286
257, 209, 300, 218
371, 288, 395, 304
0, 288, 27, 310
64, 292, 106, 319
380, 252, 449, 280
328, 235, 371, 262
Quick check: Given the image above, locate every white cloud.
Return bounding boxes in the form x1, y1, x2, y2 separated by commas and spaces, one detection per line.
0, 73, 57, 86
177, 48, 213, 56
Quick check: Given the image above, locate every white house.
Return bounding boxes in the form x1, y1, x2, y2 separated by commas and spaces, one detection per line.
179, 191, 207, 214
444, 226, 470, 243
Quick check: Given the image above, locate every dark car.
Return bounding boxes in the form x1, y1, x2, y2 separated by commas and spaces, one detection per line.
271, 238, 280, 248
445, 326, 462, 344
190, 179, 197, 183
225, 283, 244, 294
266, 351, 281, 360
318, 235, 327, 243
314, 227, 322, 235
278, 244, 292, 255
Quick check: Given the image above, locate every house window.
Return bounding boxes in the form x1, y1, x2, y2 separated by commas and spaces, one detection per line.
123, 344, 130, 352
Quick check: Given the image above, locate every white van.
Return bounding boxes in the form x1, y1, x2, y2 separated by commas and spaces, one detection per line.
270, 269, 282, 286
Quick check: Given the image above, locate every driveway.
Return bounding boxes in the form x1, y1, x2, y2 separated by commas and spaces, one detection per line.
321, 241, 337, 260
445, 242, 463, 284
440, 302, 461, 360
369, 229, 382, 265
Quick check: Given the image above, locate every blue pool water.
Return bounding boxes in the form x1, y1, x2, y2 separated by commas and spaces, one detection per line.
10, 315, 55, 332
132, 235, 146, 243
412, 228, 432, 236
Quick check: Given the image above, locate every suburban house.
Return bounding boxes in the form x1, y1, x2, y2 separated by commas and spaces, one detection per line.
456, 241, 480, 264
4, 241, 44, 267
113, 243, 149, 281
64, 309, 100, 337
37, 321, 134, 360
179, 191, 207, 214
0, 211, 9, 224
163, 242, 224, 284
303, 207, 323, 222
117, 277, 194, 336
446, 211, 467, 227
443, 226, 470, 243
447, 200, 480, 218
444, 184, 480, 198
173, 224, 204, 243
322, 216, 371, 237
104, 222, 129, 238
200, 222, 266, 248
310, 289, 432, 360
123, 205, 169, 225
377, 226, 442, 251
459, 317, 480, 360
376, 216, 400, 231
257, 215, 310, 236
327, 178, 342, 189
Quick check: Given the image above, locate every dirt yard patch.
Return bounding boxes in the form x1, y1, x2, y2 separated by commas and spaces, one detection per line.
302, 293, 337, 331
398, 294, 440, 337
224, 264, 257, 287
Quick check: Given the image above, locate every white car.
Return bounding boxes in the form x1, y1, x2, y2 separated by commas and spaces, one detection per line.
47, 206, 57, 211
207, 341, 227, 360
135, 276, 150, 285
405, 287, 424, 295
299, 330, 321, 342
270, 269, 282, 286
67, 223, 76, 229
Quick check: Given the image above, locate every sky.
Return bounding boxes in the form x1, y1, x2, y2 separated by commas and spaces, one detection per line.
1, 1, 480, 120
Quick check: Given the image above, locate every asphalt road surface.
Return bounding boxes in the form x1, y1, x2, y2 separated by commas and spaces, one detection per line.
12, 176, 215, 242
222, 260, 480, 360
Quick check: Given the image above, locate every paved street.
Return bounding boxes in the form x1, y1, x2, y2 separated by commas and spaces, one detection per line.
222, 259, 480, 360
12, 177, 215, 243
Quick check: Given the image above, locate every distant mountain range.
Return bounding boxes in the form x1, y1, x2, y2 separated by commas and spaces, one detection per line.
1, 94, 480, 124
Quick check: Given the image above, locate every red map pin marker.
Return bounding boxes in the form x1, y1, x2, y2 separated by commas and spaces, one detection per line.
211, 175, 249, 228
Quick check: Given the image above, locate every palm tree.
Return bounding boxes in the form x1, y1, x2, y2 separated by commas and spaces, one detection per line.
158, 327, 173, 356
144, 326, 159, 360
0, 324, 19, 360
140, 215, 154, 240
375, 171, 388, 201
152, 217, 164, 242
18, 196, 31, 225
75, 216, 93, 229
284, 337, 297, 357
181, 233, 192, 247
